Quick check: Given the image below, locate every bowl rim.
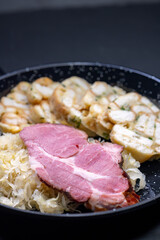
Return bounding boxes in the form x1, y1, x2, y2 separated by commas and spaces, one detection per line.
0, 61, 160, 83
0, 61, 160, 219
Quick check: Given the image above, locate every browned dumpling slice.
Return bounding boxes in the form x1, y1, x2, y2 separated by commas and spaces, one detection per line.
107, 93, 140, 125
30, 101, 55, 124
108, 90, 160, 162
110, 124, 155, 162
82, 103, 113, 139
49, 76, 95, 135
108, 92, 160, 126
0, 78, 59, 133
80, 82, 126, 138
62, 76, 90, 94
0, 96, 30, 133
27, 77, 60, 104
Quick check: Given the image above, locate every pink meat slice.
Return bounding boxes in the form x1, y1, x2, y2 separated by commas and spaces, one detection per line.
20, 123, 139, 210
20, 123, 87, 158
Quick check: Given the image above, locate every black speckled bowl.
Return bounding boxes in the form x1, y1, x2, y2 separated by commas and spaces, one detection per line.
0, 62, 159, 220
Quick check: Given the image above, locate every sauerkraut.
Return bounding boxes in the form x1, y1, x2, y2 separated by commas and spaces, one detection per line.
122, 150, 146, 191
0, 133, 146, 213
0, 133, 77, 213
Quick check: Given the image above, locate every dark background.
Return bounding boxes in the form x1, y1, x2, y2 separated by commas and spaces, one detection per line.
0, 3, 160, 78
0, 1, 160, 240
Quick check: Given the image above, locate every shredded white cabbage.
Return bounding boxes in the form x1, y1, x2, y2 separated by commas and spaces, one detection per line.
0, 134, 146, 213
122, 150, 146, 191
0, 133, 76, 213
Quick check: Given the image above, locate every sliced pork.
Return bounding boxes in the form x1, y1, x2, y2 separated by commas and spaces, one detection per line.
20, 123, 139, 211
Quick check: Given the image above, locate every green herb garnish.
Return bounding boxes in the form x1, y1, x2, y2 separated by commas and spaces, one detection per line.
95, 95, 102, 101
120, 104, 130, 111
61, 83, 66, 88
135, 115, 140, 121
102, 132, 110, 140
69, 116, 81, 128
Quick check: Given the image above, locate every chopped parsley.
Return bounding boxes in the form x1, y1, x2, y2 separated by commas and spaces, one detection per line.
135, 115, 140, 121
68, 116, 81, 128
61, 83, 66, 88
40, 117, 45, 121
95, 92, 107, 101
135, 135, 140, 139
120, 104, 130, 111
74, 83, 80, 87
95, 95, 102, 101
102, 132, 110, 140
113, 89, 117, 94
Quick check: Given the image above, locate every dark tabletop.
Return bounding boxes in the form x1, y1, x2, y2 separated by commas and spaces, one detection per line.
0, 3, 160, 77
0, 3, 160, 240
